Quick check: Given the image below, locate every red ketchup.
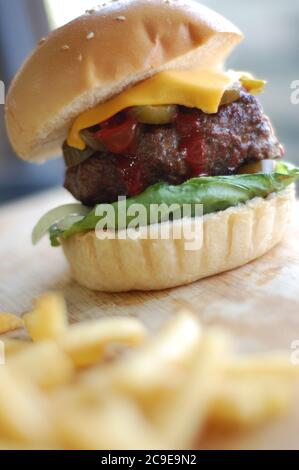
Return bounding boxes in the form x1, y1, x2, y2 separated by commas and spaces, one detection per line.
116, 156, 145, 196
95, 112, 146, 196
94, 108, 208, 196
175, 110, 207, 177
95, 113, 138, 155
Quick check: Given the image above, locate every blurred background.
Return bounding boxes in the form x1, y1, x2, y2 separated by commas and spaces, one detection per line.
0, 0, 298, 205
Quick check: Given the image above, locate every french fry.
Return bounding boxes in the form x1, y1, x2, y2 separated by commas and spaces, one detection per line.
0, 442, 57, 450
54, 393, 166, 450
9, 342, 75, 389
111, 311, 203, 395
0, 367, 53, 443
211, 354, 299, 428
0, 292, 298, 451
0, 313, 23, 334
59, 317, 147, 368
226, 353, 299, 378
151, 329, 231, 449
1, 338, 31, 356
209, 375, 294, 428
24, 293, 68, 341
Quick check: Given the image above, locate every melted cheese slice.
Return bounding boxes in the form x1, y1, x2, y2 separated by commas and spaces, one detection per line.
67, 69, 263, 150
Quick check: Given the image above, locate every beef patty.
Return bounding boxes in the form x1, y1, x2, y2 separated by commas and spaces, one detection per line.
64, 91, 283, 206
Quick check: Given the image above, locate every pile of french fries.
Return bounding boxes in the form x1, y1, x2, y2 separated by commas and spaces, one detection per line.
0, 293, 298, 450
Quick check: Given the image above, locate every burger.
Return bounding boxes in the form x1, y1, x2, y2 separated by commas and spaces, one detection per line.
5, 0, 298, 292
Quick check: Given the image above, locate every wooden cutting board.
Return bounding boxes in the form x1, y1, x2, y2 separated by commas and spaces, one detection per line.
0, 188, 299, 450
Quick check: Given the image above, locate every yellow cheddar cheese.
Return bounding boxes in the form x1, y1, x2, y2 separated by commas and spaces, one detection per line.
67, 69, 265, 150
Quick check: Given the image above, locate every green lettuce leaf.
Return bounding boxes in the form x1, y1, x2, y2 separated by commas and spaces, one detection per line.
48, 162, 299, 246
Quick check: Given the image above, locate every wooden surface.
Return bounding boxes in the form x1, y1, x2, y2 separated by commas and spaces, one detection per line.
0, 188, 299, 450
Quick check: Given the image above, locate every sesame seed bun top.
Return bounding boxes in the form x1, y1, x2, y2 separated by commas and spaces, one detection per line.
5, 0, 242, 163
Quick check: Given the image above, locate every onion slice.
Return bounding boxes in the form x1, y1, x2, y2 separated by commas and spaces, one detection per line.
32, 204, 90, 245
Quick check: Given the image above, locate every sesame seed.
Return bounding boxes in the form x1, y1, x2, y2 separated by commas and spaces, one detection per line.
78, 54, 83, 62
61, 44, 70, 51
38, 37, 46, 45
115, 15, 126, 21
86, 32, 95, 40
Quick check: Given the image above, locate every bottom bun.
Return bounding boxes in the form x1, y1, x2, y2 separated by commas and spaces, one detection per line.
62, 187, 295, 292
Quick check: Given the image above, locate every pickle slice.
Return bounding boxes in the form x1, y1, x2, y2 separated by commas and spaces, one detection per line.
63, 142, 94, 168
237, 160, 277, 175
220, 77, 266, 106
80, 129, 105, 151
240, 77, 266, 95
130, 105, 177, 124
